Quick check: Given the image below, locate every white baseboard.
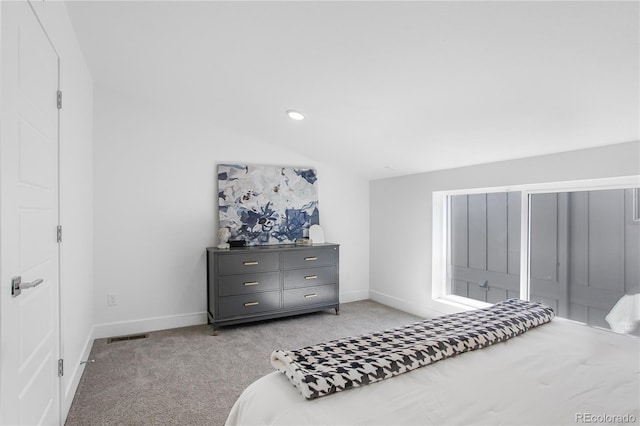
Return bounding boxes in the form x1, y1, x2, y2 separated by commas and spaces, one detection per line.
93, 311, 208, 339
340, 289, 369, 303
61, 324, 95, 423
369, 290, 446, 318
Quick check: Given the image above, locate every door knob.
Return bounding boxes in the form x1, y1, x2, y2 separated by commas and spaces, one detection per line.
11, 276, 44, 297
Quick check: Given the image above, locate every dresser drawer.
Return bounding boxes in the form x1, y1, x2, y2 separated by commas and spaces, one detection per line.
218, 271, 280, 297
218, 291, 281, 318
218, 252, 280, 275
284, 284, 337, 309
284, 266, 336, 289
283, 248, 336, 270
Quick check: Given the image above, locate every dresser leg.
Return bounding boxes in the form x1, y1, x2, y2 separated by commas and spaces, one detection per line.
213, 326, 218, 336
335, 307, 340, 315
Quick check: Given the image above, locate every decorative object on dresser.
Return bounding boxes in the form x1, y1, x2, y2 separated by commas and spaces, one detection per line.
308, 224, 325, 244
295, 238, 312, 246
206, 243, 339, 335
216, 227, 231, 249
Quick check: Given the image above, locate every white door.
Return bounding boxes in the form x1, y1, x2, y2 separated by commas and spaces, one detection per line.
0, 1, 61, 425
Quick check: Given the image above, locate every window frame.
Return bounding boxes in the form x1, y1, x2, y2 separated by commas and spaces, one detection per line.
431, 175, 640, 311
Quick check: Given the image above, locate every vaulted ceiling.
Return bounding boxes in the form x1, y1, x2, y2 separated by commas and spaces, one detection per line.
66, 1, 639, 180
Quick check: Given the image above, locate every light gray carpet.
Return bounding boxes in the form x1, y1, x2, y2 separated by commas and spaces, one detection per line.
65, 300, 423, 426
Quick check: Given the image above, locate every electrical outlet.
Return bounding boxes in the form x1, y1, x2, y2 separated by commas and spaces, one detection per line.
107, 294, 117, 306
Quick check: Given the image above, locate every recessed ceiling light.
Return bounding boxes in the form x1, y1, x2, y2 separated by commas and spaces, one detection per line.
286, 110, 305, 121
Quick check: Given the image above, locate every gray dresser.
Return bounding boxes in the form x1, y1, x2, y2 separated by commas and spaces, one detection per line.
206, 243, 339, 335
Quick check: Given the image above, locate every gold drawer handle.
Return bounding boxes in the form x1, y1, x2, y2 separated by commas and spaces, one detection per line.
304, 257, 318, 261
243, 281, 259, 286
304, 294, 317, 298
243, 261, 259, 266
244, 301, 259, 307
304, 275, 318, 280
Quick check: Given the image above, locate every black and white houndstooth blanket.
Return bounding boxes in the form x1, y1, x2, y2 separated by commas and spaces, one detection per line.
271, 299, 555, 399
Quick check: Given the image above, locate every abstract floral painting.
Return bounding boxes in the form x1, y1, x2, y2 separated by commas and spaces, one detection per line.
218, 164, 319, 246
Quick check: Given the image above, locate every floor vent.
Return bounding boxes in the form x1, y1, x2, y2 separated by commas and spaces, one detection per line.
107, 333, 149, 344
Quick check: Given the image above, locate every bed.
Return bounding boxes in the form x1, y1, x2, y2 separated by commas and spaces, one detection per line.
226, 300, 640, 426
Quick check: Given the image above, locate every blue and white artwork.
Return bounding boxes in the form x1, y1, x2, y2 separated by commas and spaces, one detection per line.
218, 164, 319, 246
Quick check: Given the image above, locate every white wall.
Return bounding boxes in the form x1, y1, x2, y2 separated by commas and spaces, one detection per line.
5, 1, 95, 420
92, 85, 369, 338
370, 141, 640, 317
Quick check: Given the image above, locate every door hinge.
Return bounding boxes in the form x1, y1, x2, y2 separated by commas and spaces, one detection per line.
58, 359, 64, 377
57, 90, 62, 109
57, 225, 62, 243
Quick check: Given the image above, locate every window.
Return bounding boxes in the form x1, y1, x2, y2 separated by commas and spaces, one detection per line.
448, 192, 521, 304
434, 177, 640, 332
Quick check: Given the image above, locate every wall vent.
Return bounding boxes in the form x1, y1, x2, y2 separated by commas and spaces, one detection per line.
107, 333, 149, 344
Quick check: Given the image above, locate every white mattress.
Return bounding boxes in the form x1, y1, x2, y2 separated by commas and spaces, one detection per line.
226, 319, 640, 425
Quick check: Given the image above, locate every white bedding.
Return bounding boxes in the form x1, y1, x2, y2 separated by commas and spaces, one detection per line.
226, 319, 640, 425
